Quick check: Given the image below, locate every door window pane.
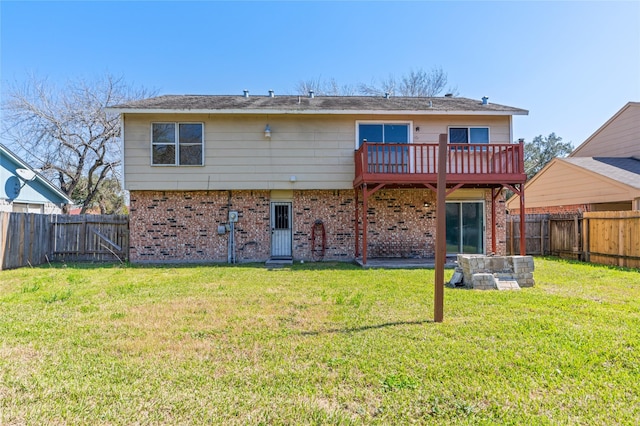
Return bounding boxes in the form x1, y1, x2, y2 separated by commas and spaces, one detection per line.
384, 124, 408, 143
462, 203, 483, 253
359, 124, 383, 145
358, 123, 410, 146
274, 204, 290, 229
446, 203, 461, 252
446, 202, 484, 254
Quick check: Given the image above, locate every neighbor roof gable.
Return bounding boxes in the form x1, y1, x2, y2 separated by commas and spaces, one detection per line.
562, 157, 640, 190
0, 143, 72, 203
570, 102, 640, 157
505, 156, 640, 210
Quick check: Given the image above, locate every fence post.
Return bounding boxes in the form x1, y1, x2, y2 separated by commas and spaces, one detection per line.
0, 212, 8, 270
573, 215, 579, 253
540, 218, 545, 255
583, 217, 590, 262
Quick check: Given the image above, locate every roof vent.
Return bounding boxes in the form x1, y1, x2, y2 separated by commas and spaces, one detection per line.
243, 90, 249, 98
482, 96, 489, 105
309, 90, 315, 99
268, 90, 275, 97
444, 93, 453, 98
384, 92, 390, 99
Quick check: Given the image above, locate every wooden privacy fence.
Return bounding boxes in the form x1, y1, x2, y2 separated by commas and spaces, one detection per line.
51, 214, 129, 263
583, 211, 640, 269
0, 212, 51, 270
505, 214, 549, 255
0, 213, 129, 270
507, 211, 640, 268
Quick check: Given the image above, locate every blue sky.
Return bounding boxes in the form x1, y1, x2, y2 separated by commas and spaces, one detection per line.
1, 1, 639, 146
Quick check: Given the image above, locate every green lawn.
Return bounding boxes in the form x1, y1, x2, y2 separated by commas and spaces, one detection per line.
1, 258, 639, 424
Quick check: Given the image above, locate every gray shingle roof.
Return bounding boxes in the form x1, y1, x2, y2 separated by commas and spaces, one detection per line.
563, 157, 640, 189
108, 95, 528, 115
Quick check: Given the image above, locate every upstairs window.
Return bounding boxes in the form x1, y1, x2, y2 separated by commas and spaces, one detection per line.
357, 123, 410, 147
152, 123, 203, 165
449, 127, 489, 144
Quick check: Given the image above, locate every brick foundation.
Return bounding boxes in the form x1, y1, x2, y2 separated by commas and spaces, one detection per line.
129, 188, 506, 263
129, 190, 271, 263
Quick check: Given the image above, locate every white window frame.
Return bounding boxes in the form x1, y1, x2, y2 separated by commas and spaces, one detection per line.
447, 126, 490, 144
151, 122, 204, 166
355, 120, 413, 149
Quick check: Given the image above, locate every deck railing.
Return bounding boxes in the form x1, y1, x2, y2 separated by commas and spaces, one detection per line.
354, 141, 526, 185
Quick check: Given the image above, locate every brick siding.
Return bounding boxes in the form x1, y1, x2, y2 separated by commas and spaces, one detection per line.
129, 189, 505, 263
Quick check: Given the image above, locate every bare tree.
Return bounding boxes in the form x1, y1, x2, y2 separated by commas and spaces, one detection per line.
295, 77, 356, 96
2, 73, 153, 213
358, 74, 398, 96
398, 67, 448, 97
298, 67, 453, 97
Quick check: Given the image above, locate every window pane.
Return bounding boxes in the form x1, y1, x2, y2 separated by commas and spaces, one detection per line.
179, 123, 202, 145
179, 145, 202, 165
449, 128, 468, 143
152, 123, 175, 143
470, 128, 489, 144
152, 145, 175, 164
384, 124, 408, 143
359, 124, 383, 145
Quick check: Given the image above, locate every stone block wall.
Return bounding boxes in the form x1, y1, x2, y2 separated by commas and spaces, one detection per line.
456, 254, 535, 288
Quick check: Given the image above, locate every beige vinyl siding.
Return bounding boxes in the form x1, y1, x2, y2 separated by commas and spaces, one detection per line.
570, 103, 640, 158
507, 159, 640, 210
123, 113, 511, 191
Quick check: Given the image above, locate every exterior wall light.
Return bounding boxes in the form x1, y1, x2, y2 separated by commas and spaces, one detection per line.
264, 124, 271, 139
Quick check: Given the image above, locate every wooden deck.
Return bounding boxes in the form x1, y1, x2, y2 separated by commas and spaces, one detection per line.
352, 139, 527, 264
353, 141, 526, 187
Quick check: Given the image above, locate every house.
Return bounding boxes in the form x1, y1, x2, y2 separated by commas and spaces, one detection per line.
506, 102, 640, 214
0, 143, 71, 214
108, 93, 528, 264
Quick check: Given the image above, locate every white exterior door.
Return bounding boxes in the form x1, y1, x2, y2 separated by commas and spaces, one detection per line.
271, 202, 292, 258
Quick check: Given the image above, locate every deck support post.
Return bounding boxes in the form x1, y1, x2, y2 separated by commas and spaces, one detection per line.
519, 183, 526, 255
354, 188, 359, 258
362, 184, 368, 265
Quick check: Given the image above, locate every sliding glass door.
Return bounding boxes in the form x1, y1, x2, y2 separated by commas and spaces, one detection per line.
446, 202, 484, 254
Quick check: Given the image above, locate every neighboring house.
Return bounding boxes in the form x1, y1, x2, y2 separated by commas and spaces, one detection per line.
0, 143, 71, 214
108, 93, 528, 264
506, 102, 640, 214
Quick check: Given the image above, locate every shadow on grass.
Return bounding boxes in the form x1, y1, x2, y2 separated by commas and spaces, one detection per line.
300, 319, 433, 336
